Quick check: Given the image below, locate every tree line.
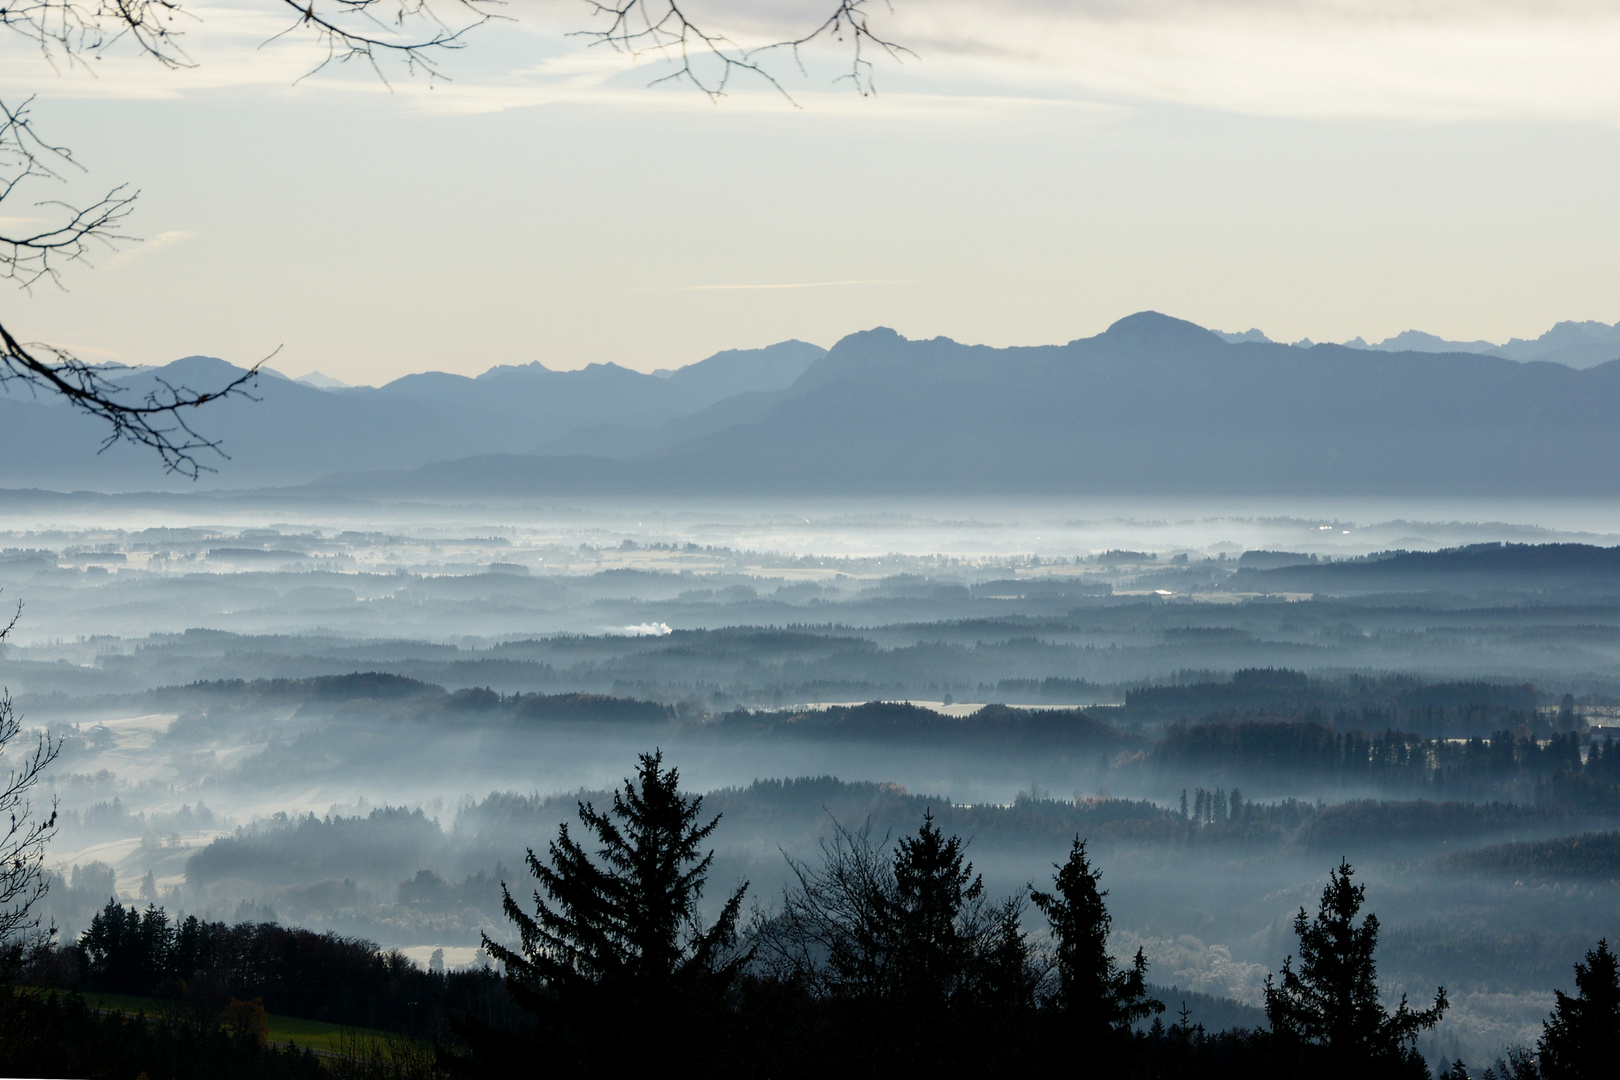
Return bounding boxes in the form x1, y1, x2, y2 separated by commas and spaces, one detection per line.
8, 751, 1618, 1078
449, 751, 1610, 1079
41, 904, 519, 1036
1157, 720, 1618, 807
1124, 669, 1545, 735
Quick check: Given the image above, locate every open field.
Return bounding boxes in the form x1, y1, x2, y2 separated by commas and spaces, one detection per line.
35, 988, 400, 1056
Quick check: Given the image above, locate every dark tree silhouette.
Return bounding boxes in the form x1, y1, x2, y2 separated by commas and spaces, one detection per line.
1265, 859, 1446, 1077
754, 814, 897, 999
1537, 939, 1620, 1080
0, 607, 59, 972
478, 750, 748, 1071
753, 808, 1033, 1073
888, 809, 986, 1006
760, 809, 1025, 1006
1030, 836, 1161, 1037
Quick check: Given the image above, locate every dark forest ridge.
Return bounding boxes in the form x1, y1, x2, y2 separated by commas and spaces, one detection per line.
6, 312, 1620, 493
1235, 542, 1620, 595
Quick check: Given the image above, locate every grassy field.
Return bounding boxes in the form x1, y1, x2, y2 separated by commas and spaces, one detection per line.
45, 989, 398, 1055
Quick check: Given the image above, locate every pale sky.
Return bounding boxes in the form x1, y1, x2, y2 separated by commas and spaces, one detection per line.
4, 0, 1620, 382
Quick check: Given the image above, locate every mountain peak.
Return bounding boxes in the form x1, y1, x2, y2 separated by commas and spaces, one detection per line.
1096, 311, 1225, 351
830, 326, 907, 351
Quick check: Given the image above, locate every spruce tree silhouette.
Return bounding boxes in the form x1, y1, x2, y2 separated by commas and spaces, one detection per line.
1031, 837, 1161, 1042
890, 809, 985, 1007
753, 809, 1033, 1074
1264, 860, 1445, 1079
1537, 939, 1620, 1080
473, 751, 749, 1074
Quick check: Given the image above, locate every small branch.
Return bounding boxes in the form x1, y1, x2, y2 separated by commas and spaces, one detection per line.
0, 94, 264, 476
267, 0, 502, 85
577, 0, 911, 103
0, 321, 267, 478
0, 97, 138, 290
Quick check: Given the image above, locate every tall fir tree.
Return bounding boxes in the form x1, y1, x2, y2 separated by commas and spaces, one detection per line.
1031, 836, 1161, 1039
889, 809, 985, 1007
1537, 939, 1620, 1080
475, 751, 749, 1074
1264, 860, 1445, 1078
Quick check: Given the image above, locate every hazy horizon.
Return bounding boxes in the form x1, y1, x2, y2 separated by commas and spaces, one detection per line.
5, 5, 1620, 1075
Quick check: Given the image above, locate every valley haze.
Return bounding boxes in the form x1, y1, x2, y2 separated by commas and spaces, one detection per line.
5, 310, 1620, 1076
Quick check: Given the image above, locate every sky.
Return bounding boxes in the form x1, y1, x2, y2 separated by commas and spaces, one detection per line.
2, 0, 1620, 384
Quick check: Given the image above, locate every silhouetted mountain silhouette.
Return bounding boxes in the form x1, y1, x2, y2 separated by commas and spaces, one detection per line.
7, 313, 1620, 494
328, 311, 1620, 497
0, 341, 822, 490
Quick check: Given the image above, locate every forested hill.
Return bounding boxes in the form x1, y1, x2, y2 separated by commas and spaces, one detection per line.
1232, 543, 1620, 595
316, 312, 1620, 498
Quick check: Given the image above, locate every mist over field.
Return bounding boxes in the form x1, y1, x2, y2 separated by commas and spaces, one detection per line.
7, 0, 1620, 1065
4, 491, 1618, 1067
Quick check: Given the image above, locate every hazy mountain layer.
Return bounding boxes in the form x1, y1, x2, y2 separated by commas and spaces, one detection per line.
8, 312, 1620, 495
0, 340, 822, 490
326, 313, 1620, 497
1227, 317, 1620, 368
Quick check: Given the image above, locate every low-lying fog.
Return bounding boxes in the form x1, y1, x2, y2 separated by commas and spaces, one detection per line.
7, 493, 1620, 1069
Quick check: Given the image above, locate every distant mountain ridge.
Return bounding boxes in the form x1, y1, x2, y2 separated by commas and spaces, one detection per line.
7, 312, 1620, 495
0, 340, 823, 490
319, 312, 1620, 497
1218, 318, 1620, 368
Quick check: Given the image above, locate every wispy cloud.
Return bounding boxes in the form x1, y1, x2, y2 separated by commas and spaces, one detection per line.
105, 230, 196, 269
5, 0, 1620, 122
675, 279, 911, 292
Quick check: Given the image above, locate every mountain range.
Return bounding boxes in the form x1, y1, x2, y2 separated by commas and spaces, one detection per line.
1221, 317, 1620, 369
6, 313, 1620, 495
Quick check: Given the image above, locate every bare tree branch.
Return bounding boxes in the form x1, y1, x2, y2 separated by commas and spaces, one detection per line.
262, 0, 501, 85
1, 0, 500, 80
0, 1, 906, 476
577, 0, 912, 102
0, 0, 505, 472
0, 95, 265, 477
0, 323, 267, 478
0, 97, 136, 290
0, 603, 59, 968
0, 0, 194, 71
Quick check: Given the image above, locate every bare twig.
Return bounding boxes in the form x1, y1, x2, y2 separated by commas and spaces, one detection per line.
1, 0, 500, 80
0, 95, 264, 477
0, 323, 266, 477
0, 604, 59, 964
0, 97, 136, 290
263, 0, 501, 85
577, 0, 911, 102
0, 0, 902, 476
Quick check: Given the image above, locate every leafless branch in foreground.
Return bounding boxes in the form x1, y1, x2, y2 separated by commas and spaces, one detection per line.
0, 96, 264, 477
0, 604, 59, 970
0, 0, 499, 477
0, 325, 266, 478
262, 0, 502, 85
2, 0, 501, 82
0, 97, 136, 291
578, 0, 912, 102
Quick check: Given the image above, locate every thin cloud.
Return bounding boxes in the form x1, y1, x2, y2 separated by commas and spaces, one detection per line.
5, 0, 1620, 122
676, 279, 911, 292
105, 230, 196, 269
